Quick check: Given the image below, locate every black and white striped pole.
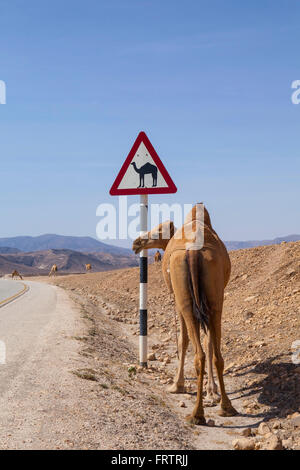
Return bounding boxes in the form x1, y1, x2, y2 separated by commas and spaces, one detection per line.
139, 194, 148, 367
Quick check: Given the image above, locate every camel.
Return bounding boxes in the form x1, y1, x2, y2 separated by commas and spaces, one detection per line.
154, 250, 162, 263
11, 270, 23, 280
131, 162, 157, 188
132, 204, 237, 424
85, 263, 92, 272
49, 264, 58, 277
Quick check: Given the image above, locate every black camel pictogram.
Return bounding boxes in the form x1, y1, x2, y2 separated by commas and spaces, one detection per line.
131, 162, 158, 187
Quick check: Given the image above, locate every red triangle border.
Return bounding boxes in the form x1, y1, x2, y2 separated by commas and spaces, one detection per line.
110, 132, 177, 195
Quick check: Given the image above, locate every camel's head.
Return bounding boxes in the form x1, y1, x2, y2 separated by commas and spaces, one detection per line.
132, 220, 175, 254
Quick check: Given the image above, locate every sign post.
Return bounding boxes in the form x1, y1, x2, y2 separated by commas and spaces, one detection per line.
110, 131, 177, 367
139, 194, 148, 367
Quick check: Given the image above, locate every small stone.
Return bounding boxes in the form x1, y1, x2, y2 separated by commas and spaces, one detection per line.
147, 353, 156, 361
241, 428, 252, 437
258, 422, 270, 435
282, 439, 292, 449
272, 421, 281, 430
286, 268, 296, 276
179, 401, 186, 408
264, 435, 282, 451
244, 295, 257, 302
207, 419, 215, 427
254, 341, 266, 348
291, 415, 300, 428
232, 438, 256, 450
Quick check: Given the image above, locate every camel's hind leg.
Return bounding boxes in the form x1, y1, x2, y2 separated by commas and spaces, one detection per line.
170, 252, 206, 424
210, 314, 238, 417
167, 313, 189, 394
204, 332, 220, 405
176, 307, 206, 424
186, 316, 206, 425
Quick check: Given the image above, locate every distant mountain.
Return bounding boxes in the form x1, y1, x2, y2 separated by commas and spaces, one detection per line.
0, 233, 299, 258
225, 234, 300, 251
0, 247, 21, 254
0, 234, 131, 256
0, 248, 138, 276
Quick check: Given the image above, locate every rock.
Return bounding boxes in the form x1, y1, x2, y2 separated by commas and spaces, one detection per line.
282, 439, 292, 449
291, 415, 300, 428
263, 435, 283, 450
241, 428, 253, 437
224, 361, 236, 372
244, 295, 257, 302
272, 420, 281, 430
207, 419, 215, 427
232, 437, 256, 450
254, 341, 266, 348
258, 422, 270, 435
244, 311, 254, 319
286, 268, 296, 277
147, 353, 156, 361
179, 401, 186, 408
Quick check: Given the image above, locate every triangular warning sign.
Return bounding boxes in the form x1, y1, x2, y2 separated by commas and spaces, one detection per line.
110, 132, 177, 195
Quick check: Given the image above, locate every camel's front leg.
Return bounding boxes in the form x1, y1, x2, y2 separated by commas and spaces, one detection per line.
167, 313, 189, 394
204, 332, 220, 405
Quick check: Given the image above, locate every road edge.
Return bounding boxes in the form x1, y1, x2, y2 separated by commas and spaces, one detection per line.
0, 282, 29, 309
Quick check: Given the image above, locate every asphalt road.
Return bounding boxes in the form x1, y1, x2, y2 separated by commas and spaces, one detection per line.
0, 280, 57, 396
0, 280, 25, 305
0, 280, 87, 449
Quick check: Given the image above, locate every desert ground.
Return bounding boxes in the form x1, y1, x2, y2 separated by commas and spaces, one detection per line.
0, 241, 299, 450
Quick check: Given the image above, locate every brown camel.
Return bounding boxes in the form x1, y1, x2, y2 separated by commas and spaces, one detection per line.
85, 263, 92, 272
132, 204, 237, 424
49, 264, 58, 277
154, 250, 162, 263
133, 218, 218, 401
12, 270, 23, 280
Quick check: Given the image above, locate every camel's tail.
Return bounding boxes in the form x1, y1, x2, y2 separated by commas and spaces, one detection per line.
186, 250, 210, 332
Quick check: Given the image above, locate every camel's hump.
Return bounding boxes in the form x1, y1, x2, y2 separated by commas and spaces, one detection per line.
141, 162, 157, 171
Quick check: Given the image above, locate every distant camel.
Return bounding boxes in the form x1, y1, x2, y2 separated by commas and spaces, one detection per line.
49, 264, 58, 277
132, 204, 237, 424
85, 263, 92, 272
154, 250, 162, 263
12, 270, 23, 280
131, 162, 157, 188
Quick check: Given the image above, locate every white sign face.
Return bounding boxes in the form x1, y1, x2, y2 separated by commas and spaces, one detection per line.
117, 142, 168, 190
110, 132, 177, 196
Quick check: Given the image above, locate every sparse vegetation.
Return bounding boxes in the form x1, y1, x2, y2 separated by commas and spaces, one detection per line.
72, 369, 98, 382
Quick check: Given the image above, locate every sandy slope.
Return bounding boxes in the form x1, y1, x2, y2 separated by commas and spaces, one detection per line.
43, 241, 299, 450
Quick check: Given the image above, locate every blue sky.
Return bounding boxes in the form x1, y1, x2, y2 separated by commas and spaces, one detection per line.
0, 0, 299, 246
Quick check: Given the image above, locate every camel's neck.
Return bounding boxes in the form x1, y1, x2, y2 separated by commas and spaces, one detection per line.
161, 238, 172, 251
132, 162, 139, 173
150, 237, 172, 251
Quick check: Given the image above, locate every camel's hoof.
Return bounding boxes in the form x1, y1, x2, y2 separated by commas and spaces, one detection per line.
185, 414, 206, 426
218, 406, 238, 417
167, 383, 186, 394
204, 398, 218, 408
205, 392, 221, 405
